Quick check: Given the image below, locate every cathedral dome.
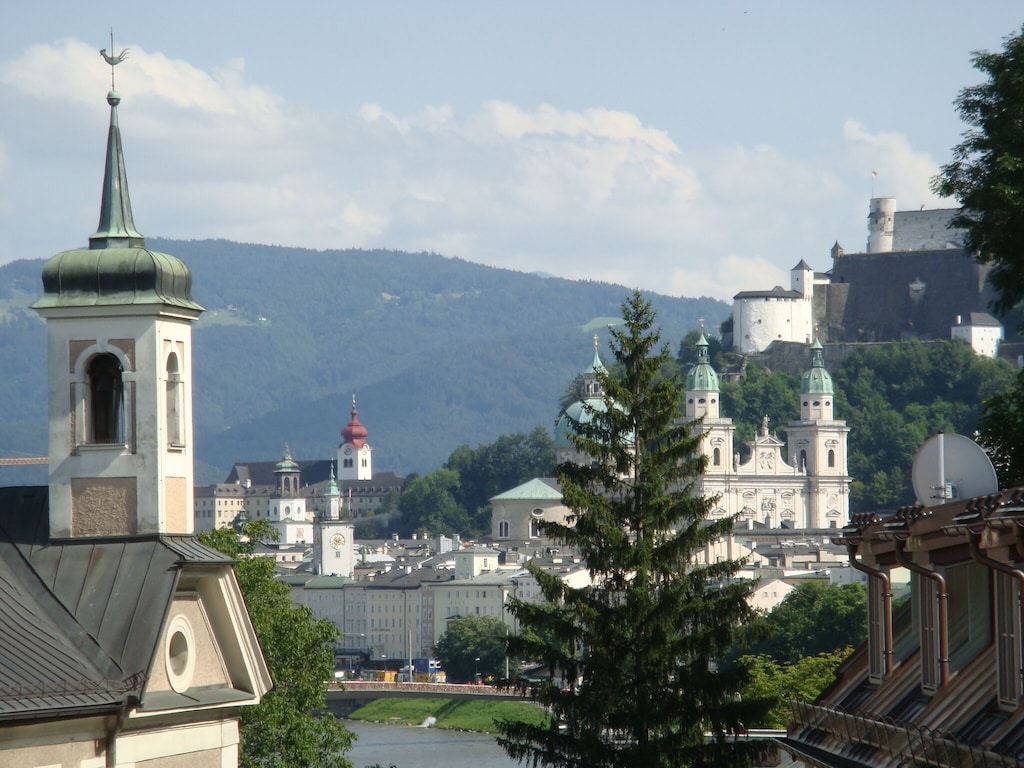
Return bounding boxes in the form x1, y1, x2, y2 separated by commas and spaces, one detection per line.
274, 445, 300, 475
800, 339, 834, 395
555, 397, 610, 444
685, 333, 719, 392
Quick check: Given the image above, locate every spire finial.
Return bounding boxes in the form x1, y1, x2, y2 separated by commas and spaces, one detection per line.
99, 29, 130, 90
91, 36, 143, 250
593, 333, 599, 350
352, 393, 357, 410
698, 316, 704, 331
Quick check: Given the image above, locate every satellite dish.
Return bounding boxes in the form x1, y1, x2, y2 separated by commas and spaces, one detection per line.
911, 432, 998, 507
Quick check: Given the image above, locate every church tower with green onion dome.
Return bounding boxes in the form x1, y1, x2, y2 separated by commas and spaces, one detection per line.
32, 80, 203, 538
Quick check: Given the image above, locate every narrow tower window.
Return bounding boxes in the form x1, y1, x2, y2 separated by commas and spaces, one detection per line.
166, 352, 183, 447
87, 353, 124, 444
828, 449, 836, 468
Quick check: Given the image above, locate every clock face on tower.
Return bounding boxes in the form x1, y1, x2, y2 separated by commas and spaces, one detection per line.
330, 533, 345, 550
343, 446, 352, 455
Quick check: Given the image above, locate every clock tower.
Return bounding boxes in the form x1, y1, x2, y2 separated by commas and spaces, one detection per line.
314, 466, 355, 577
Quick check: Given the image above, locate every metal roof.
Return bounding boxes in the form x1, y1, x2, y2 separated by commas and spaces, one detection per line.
0, 486, 231, 723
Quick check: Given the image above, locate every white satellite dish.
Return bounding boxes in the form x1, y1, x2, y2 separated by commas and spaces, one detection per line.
911, 432, 998, 507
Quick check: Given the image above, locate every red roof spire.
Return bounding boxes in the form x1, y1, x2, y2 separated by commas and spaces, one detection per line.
341, 394, 368, 448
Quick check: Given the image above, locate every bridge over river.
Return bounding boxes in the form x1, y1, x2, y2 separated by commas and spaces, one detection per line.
325, 680, 529, 716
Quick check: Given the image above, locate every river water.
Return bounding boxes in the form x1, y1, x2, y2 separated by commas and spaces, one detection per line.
344, 719, 521, 768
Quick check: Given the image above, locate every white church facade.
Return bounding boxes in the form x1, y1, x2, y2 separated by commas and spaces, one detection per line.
542, 335, 851, 535
687, 335, 851, 530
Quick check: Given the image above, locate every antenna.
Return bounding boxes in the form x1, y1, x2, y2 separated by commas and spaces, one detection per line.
911, 432, 998, 507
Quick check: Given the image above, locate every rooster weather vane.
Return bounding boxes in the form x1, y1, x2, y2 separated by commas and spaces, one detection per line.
99, 29, 129, 88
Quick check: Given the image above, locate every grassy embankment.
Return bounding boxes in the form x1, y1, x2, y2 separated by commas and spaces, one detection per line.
347, 698, 548, 733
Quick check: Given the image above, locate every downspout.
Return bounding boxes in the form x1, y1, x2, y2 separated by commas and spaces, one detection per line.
967, 530, 1024, 695
893, 540, 949, 688
847, 543, 893, 679
968, 530, 1024, 592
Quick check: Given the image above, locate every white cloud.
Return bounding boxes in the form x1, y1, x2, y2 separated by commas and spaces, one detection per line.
842, 120, 947, 208
0, 39, 956, 304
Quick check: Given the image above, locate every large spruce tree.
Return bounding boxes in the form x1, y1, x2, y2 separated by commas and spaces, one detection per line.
498, 291, 771, 768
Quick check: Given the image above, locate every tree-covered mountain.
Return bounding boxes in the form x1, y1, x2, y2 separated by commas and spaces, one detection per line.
0, 240, 728, 485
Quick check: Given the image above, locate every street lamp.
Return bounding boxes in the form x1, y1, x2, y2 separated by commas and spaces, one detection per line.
475, 656, 481, 683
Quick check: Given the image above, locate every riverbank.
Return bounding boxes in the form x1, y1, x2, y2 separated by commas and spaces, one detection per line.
347, 697, 547, 733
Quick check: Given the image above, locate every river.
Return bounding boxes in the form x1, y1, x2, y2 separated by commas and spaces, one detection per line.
344, 719, 521, 768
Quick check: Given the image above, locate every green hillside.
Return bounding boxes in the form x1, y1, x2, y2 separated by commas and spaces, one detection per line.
0, 240, 728, 484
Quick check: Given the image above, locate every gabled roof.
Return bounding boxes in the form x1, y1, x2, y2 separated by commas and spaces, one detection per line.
0, 485, 242, 723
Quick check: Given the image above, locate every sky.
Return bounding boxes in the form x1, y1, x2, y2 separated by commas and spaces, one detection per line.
0, 2, 1021, 302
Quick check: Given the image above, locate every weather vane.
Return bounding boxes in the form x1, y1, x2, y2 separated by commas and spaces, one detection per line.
99, 28, 129, 89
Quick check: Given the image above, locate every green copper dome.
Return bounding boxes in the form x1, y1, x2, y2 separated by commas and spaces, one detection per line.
275, 445, 300, 475
685, 333, 719, 391
324, 465, 340, 497
800, 339, 834, 395
33, 89, 201, 313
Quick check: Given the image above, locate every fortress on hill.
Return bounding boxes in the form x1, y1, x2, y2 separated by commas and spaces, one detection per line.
732, 198, 1001, 355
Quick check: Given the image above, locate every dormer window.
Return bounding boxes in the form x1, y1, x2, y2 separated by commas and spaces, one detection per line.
87, 353, 124, 444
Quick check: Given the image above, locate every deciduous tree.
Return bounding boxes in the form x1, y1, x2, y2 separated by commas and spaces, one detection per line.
434, 615, 509, 683
199, 522, 353, 768
737, 582, 867, 665
498, 291, 771, 768
739, 649, 853, 729
978, 368, 1024, 487
933, 24, 1024, 320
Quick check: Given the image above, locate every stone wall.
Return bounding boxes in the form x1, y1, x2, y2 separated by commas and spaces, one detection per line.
827, 248, 995, 343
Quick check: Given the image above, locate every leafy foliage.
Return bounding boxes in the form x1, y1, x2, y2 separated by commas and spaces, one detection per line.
394, 427, 556, 537
978, 368, 1024, 487
433, 615, 510, 683
396, 469, 468, 537
933, 24, 1024, 321
739, 582, 867, 665
498, 292, 772, 768
445, 426, 556, 530
720, 364, 800, 459
835, 341, 1013, 509
199, 521, 353, 768
738, 649, 853, 729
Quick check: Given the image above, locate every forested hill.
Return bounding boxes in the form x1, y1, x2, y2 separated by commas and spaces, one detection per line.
0, 240, 728, 484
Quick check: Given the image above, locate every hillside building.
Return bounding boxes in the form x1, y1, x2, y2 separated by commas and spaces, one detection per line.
732, 198, 1001, 354
952, 311, 1004, 358
193, 399, 403, 530
1, 79, 269, 766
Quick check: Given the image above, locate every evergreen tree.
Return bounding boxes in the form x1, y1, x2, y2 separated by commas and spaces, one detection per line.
497, 291, 771, 768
